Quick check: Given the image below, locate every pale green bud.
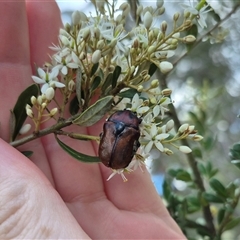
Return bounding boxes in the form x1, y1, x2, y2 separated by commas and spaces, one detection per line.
179, 146, 192, 154
143, 11, 153, 29
183, 35, 196, 43
72, 11, 81, 25
159, 61, 173, 74
91, 50, 102, 64
178, 123, 189, 133
19, 124, 31, 135
150, 79, 159, 88
45, 87, 55, 100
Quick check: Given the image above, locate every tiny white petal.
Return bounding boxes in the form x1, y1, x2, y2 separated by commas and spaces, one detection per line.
145, 141, 154, 153
41, 83, 49, 94
54, 82, 65, 88
155, 141, 164, 152
32, 76, 45, 84
37, 68, 46, 78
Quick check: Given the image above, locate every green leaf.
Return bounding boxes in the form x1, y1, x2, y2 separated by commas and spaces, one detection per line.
192, 147, 202, 158
162, 180, 171, 201
202, 193, 225, 203
101, 73, 113, 93
21, 151, 33, 157
73, 96, 113, 126
91, 76, 101, 92
217, 208, 225, 225
209, 178, 228, 198
223, 217, 240, 231
11, 84, 39, 141
148, 63, 158, 76
90, 62, 99, 77
75, 68, 82, 106
118, 88, 138, 98
231, 160, 240, 170
55, 136, 100, 163
112, 66, 121, 89
229, 143, 240, 160
176, 170, 192, 182
198, 162, 207, 176
69, 95, 80, 115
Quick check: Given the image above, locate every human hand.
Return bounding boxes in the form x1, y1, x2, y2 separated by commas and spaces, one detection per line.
0, 1, 186, 239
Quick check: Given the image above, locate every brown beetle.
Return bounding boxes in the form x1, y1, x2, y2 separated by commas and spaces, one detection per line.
99, 110, 142, 169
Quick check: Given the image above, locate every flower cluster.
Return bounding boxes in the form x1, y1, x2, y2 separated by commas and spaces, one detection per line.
21, 0, 208, 181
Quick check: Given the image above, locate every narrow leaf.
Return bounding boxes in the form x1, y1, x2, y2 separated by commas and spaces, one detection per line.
56, 136, 100, 163
112, 66, 121, 89
148, 63, 158, 76
73, 96, 113, 126
101, 73, 113, 92
69, 95, 80, 115
75, 67, 82, 106
90, 62, 99, 77
217, 208, 225, 225
223, 217, 240, 231
118, 88, 138, 98
11, 84, 39, 141
21, 151, 33, 158
209, 178, 228, 198
202, 193, 225, 203
91, 76, 101, 92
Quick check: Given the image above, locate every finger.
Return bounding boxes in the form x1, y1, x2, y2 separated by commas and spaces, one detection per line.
0, 2, 31, 141
0, 139, 90, 239
26, 0, 62, 71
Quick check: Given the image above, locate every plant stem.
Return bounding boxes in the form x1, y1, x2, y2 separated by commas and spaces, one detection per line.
10, 115, 77, 148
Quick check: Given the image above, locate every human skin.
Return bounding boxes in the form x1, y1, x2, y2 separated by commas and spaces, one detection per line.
0, 1, 186, 239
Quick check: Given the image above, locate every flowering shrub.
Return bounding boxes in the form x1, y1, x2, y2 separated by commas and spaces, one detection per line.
9, 0, 240, 238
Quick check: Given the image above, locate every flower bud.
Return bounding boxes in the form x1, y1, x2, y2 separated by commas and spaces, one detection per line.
161, 21, 167, 33
147, 46, 156, 55
72, 11, 81, 25
60, 35, 70, 47
173, 12, 180, 22
31, 96, 37, 105
156, 0, 164, 8
166, 119, 174, 132
159, 61, 173, 74
26, 108, 33, 118
19, 123, 31, 135
192, 135, 203, 141
68, 80, 75, 91
179, 146, 192, 154
50, 108, 58, 117
41, 102, 47, 109
97, 40, 105, 49
45, 87, 55, 100
91, 50, 102, 64
164, 148, 173, 155
143, 11, 153, 29
150, 79, 159, 88
178, 123, 189, 133
37, 96, 43, 105
137, 85, 144, 92
82, 28, 90, 40
162, 88, 172, 96
183, 35, 196, 43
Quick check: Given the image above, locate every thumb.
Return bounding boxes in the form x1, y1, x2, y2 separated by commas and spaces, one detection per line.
0, 139, 89, 239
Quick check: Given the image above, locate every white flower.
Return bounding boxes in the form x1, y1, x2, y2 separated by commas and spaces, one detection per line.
129, 93, 150, 115
32, 68, 65, 93
142, 124, 169, 153
181, 1, 212, 28
52, 51, 80, 75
